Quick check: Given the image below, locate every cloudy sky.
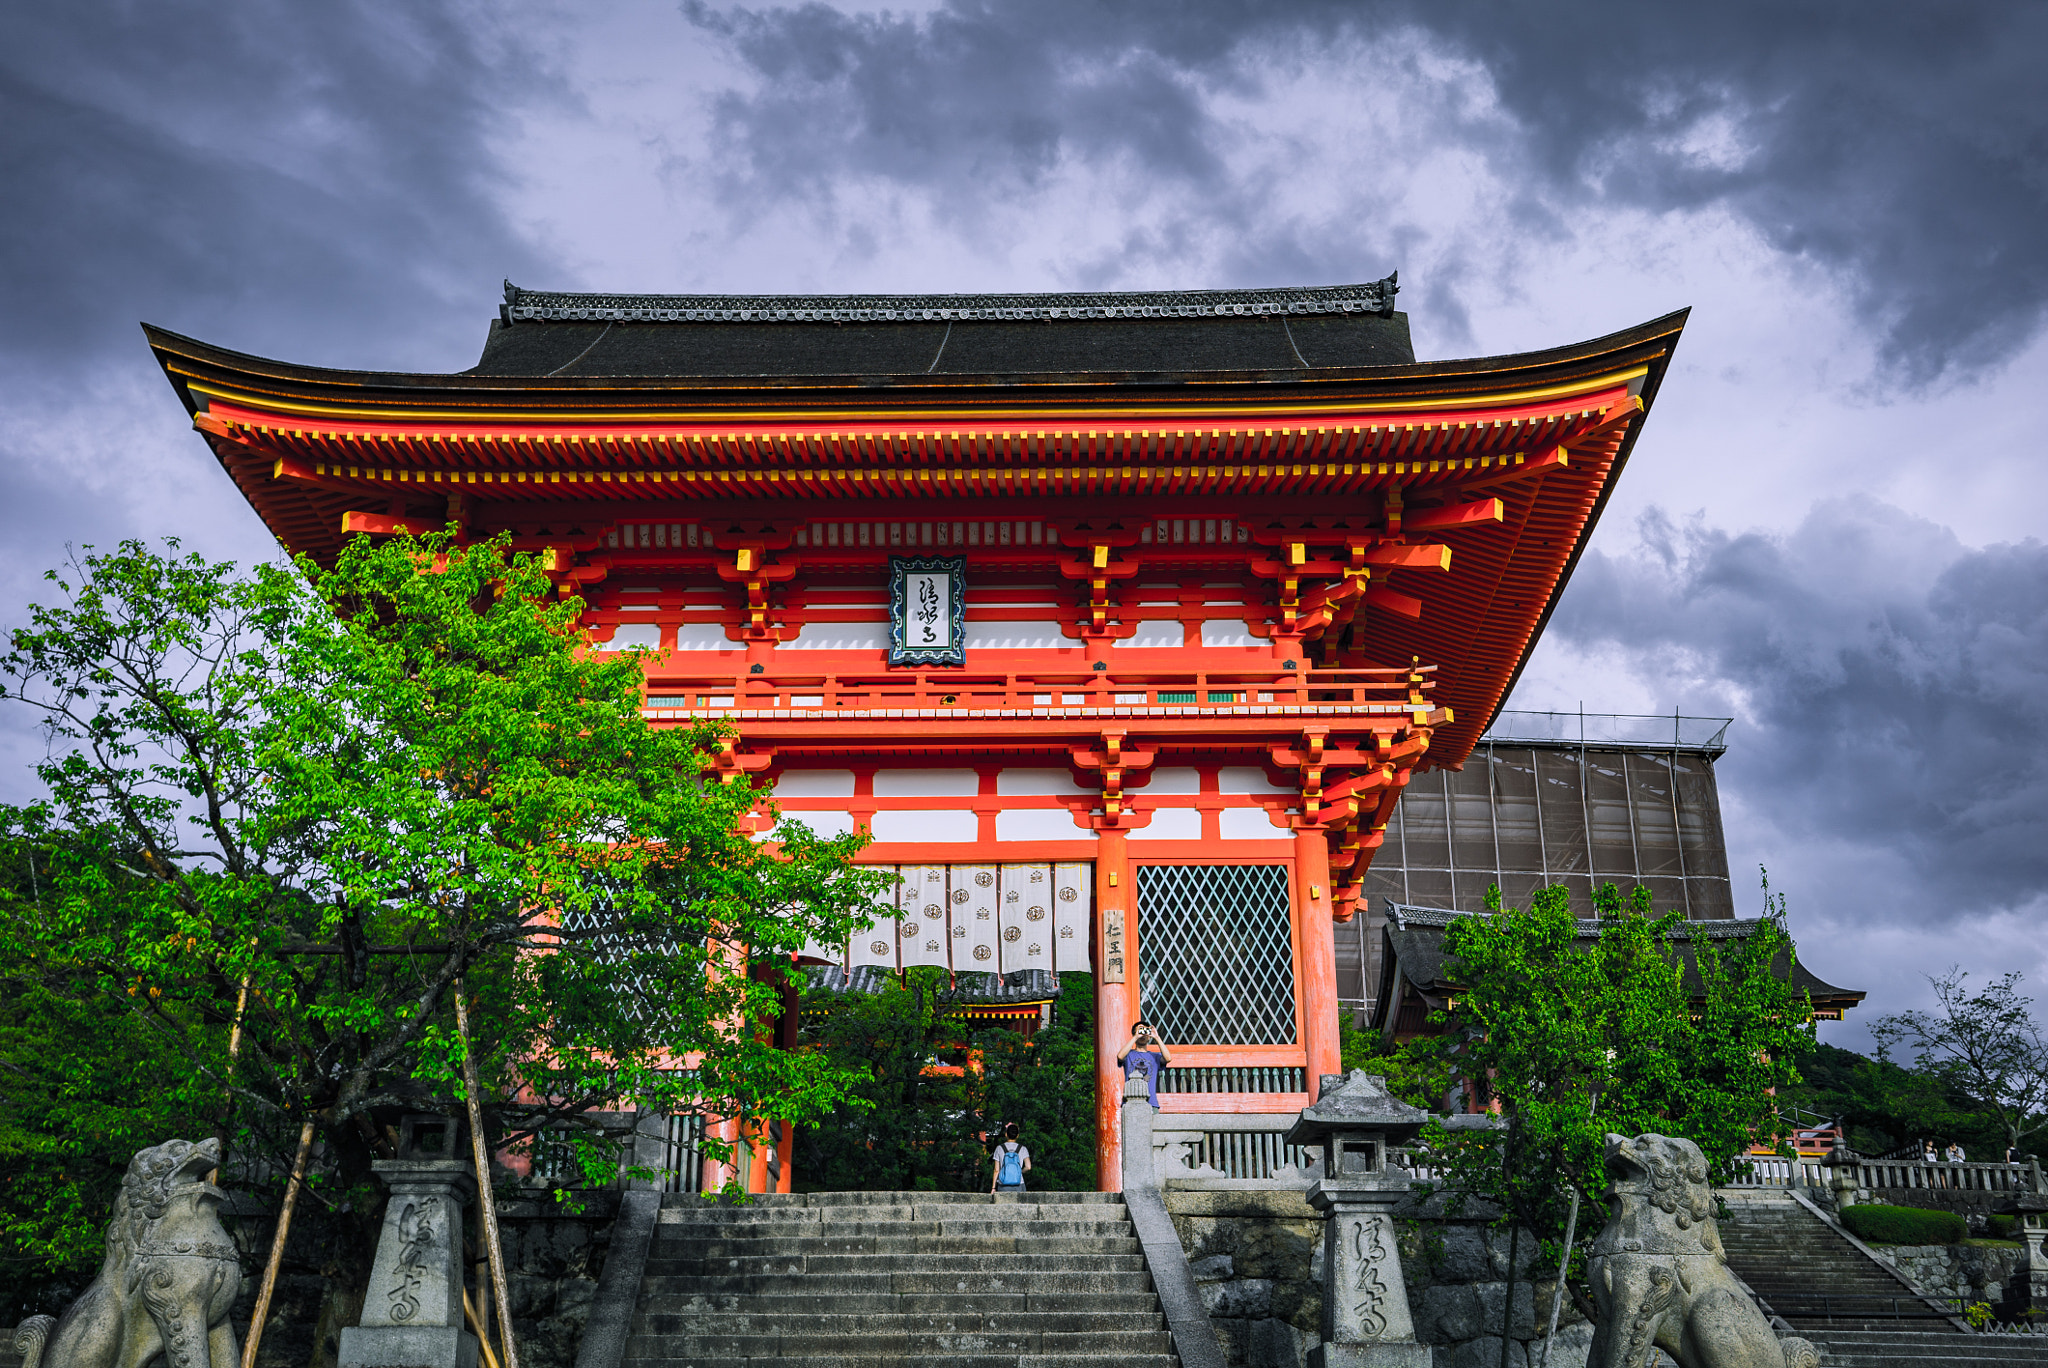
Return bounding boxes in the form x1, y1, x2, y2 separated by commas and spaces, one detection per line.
5, 0, 2045, 1050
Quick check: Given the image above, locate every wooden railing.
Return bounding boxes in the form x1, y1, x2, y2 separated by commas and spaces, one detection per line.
643, 665, 1437, 720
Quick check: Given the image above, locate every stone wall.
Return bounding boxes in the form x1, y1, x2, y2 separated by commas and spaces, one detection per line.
1163, 1188, 1595, 1368
1167, 1190, 1323, 1368
1874, 1241, 2029, 1317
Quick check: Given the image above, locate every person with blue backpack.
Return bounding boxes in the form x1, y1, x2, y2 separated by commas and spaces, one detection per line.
990, 1122, 1032, 1193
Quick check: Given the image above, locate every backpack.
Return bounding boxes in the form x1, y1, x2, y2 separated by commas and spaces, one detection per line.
998, 1143, 1024, 1186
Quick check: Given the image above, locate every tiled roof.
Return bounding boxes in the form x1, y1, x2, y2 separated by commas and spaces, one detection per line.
500, 275, 1398, 324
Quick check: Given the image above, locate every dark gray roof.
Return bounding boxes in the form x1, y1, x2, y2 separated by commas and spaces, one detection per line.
1376, 902, 1865, 1012
501, 276, 1398, 324
473, 277, 1414, 378
807, 965, 1061, 1006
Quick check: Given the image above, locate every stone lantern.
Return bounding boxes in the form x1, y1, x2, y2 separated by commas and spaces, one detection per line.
1821, 1140, 1861, 1211
2010, 1194, 2048, 1312
339, 1115, 482, 1368
1285, 1071, 1431, 1368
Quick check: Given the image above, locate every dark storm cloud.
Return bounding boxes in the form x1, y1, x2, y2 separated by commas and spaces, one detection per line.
1546, 499, 2048, 916
0, 1, 554, 378
682, 0, 2048, 384
0, 2, 556, 800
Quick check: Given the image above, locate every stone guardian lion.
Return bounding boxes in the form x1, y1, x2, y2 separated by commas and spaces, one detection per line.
13, 1138, 242, 1368
1586, 1133, 1818, 1368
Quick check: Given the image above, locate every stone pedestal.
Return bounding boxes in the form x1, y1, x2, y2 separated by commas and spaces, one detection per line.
339, 1160, 480, 1368
2017, 1199, 2048, 1311
1289, 1073, 1432, 1368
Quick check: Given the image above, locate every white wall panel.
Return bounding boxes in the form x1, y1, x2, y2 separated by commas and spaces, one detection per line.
952, 864, 1001, 971
775, 770, 856, 797
964, 622, 1070, 650
1220, 806, 1286, 839
605, 623, 663, 650
1200, 620, 1257, 647
996, 768, 1090, 794
999, 863, 1054, 975
875, 769, 981, 797
1218, 766, 1293, 792
782, 621, 889, 650
1053, 863, 1092, 973
1115, 622, 1186, 648
995, 809, 1082, 840
1129, 808, 1203, 840
869, 809, 977, 842
782, 810, 856, 838
1145, 767, 1202, 794
671, 624, 737, 651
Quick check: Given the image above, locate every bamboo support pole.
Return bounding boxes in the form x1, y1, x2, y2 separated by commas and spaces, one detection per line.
240, 1117, 317, 1368
456, 979, 520, 1368
463, 1289, 505, 1368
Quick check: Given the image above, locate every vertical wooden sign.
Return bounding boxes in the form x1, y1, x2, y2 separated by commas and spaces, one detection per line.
1101, 906, 1126, 983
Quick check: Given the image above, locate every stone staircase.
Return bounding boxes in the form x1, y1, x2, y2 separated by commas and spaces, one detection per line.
1716, 1191, 2048, 1366
623, 1190, 1180, 1368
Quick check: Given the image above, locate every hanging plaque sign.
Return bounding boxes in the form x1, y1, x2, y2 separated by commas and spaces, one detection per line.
1101, 906, 1126, 983
887, 555, 967, 666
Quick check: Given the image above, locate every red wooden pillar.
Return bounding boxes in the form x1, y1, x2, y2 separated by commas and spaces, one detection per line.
1294, 825, 1341, 1091
1094, 828, 1131, 1191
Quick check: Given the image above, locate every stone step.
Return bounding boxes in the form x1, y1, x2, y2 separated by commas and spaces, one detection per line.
647, 1253, 1148, 1276
657, 1202, 1124, 1224
662, 1236, 1143, 1258
1818, 1351, 2048, 1359
624, 1329, 1176, 1360
636, 1290, 1169, 1317
628, 1311, 1166, 1336
656, 1220, 1137, 1242
618, 1357, 1177, 1368
661, 1191, 1123, 1208
643, 1270, 1155, 1296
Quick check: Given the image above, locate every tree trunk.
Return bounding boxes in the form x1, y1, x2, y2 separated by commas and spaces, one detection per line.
241, 1118, 317, 1368
455, 979, 520, 1368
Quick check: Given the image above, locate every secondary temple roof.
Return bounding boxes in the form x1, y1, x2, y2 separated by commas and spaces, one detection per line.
1370, 903, 1867, 1037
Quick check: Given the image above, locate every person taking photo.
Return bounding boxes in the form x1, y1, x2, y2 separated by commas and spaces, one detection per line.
1117, 1020, 1173, 1108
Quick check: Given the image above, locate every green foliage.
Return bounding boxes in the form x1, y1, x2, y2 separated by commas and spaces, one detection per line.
973, 973, 1098, 1190
1841, 1204, 1968, 1247
794, 971, 1098, 1192
1339, 1013, 1456, 1112
1986, 1213, 2020, 1240
1779, 1042, 2007, 1159
1424, 880, 1817, 1317
791, 967, 983, 1191
0, 535, 887, 1294
1873, 969, 2048, 1156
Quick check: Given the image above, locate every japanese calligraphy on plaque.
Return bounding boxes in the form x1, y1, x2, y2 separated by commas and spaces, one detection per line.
887, 555, 966, 666
1101, 906, 1126, 983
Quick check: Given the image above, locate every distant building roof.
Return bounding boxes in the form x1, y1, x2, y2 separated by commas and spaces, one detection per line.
473, 276, 1414, 378
1480, 709, 1732, 755
807, 965, 1062, 1009
1370, 902, 1865, 1037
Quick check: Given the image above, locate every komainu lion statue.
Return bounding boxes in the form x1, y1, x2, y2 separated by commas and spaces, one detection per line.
13, 1138, 242, 1368
1587, 1133, 1819, 1368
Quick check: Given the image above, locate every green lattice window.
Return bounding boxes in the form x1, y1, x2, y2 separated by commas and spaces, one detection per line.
1134, 864, 1297, 1045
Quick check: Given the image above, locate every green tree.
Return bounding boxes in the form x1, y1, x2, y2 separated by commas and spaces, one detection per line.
793, 967, 983, 1191
0, 535, 886, 1312
794, 970, 1099, 1192
1425, 882, 1817, 1332
1872, 969, 2048, 1158
972, 972, 1098, 1190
